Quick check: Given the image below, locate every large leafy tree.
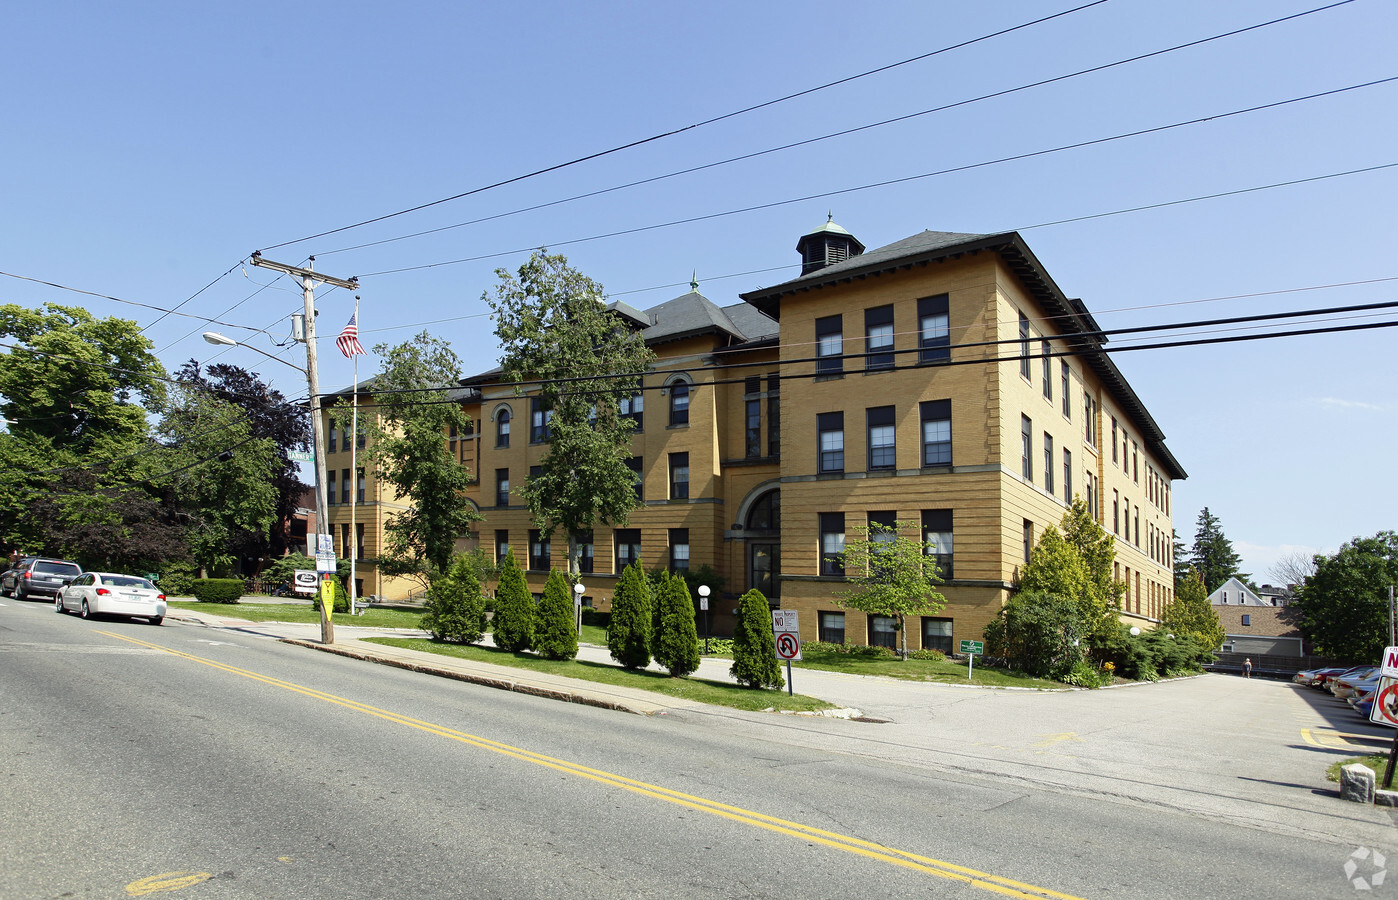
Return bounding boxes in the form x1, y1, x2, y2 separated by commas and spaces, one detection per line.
1059, 498, 1123, 637
1296, 532, 1398, 662
487, 251, 656, 575
835, 519, 945, 658
176, 362, 309, 562
158, 383, 278, 575
0, 304, 174, 563
1185, 507, 1246, 593
368, 332, 478, 584
1160, 567, 1225, 650
0, 303, 166, 454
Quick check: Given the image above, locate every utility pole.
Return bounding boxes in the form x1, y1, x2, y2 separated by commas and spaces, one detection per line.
250, 252, 357, 645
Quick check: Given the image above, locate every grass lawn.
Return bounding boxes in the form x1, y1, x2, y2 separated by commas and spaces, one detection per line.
364, 636, 833, 713
167, 600, 425, 630
788, 649, 1066, 689
1328, 753, 1392, 783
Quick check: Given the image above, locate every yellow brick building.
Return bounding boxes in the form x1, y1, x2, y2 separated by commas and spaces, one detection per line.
325, 221, 1186, 649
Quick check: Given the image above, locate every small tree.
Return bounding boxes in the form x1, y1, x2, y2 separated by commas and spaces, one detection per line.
607, 561, 652, 669
730, 589, 784, 690
422, 553, 487, 644
535, 569, 580, 660
1160, 567, 1225, 650
491, 552, 535, 653
835, 520, 945, 658
1059, 498, 1123, 640
983, 590, 1085, 679
1185, 507, 1246, 593
653, 571, 700, 677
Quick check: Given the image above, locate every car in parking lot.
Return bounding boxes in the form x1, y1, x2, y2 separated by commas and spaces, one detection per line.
1294, 666, 1346, 686
57, 572, 165, 625
4, 558, 82, 601
1331, 667, 1380, 698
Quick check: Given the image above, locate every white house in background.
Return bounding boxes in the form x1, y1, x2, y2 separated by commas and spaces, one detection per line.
1208, 576, 1267, 607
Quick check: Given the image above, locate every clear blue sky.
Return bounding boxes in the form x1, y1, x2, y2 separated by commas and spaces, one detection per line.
3, 0, 1394, 582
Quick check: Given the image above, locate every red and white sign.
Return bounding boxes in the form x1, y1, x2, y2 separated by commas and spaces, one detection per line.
772, 610, 801, 661
1371, 677, 1398, 728
775, 632, 802, 661
1382, 646, 1398, 679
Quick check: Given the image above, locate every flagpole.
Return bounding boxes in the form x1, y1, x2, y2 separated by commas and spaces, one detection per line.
349, 296, 360, 614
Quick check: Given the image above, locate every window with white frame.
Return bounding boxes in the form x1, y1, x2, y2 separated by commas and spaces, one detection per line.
920, 399, 951, 467
818, 411, 844, 473
866, 406, 896, 470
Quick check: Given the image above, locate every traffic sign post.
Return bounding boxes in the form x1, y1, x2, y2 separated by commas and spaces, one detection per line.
960, 639, 983, 681
772, 610, 800, 696
1372, 673, 1398, 788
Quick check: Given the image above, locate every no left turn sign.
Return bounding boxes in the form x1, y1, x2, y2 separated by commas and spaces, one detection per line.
1372, 677, 1398, 728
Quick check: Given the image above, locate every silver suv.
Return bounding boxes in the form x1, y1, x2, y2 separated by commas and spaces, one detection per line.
4, 558, 82, 601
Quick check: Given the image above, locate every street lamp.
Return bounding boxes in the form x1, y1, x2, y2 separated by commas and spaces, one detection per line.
203, 329, 332, 645
573, 581, 585, 633
698, 584, 711, 654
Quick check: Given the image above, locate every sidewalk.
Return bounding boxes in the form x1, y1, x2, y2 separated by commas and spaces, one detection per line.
164, 605, 873, 717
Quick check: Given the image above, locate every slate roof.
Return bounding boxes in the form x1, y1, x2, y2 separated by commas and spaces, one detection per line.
739, 228, 1186, 481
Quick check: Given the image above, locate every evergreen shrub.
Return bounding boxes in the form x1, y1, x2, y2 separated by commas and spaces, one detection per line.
422, 553, 487, 644
653, 571, 700, 677
607, 561, 652, 669
534, 569, 579, 660
192, 578, 243, 604
730, 589, 783, 690
492, 553, 535, 653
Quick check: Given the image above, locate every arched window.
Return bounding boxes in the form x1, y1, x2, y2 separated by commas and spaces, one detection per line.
668, 379, 690, 426
496, 407, 512, 448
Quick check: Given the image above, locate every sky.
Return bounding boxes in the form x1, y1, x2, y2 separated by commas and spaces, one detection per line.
3, 0, 1395, 583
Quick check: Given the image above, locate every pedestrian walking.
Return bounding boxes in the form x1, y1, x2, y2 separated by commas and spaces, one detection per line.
1243, 658, 1252, 679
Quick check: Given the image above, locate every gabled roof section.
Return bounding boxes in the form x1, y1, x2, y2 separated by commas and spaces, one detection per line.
740, 228, 1187, 480
638, 290, 779, 348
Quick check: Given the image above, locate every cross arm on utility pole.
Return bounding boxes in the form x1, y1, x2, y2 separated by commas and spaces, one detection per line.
250, 252, 359, 291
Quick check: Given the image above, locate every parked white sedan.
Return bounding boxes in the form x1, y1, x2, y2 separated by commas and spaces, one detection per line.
57, 572, 166, 625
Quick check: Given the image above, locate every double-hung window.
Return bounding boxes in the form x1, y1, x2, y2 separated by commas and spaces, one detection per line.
529, 530, 550, 571
818, 611, 846, 644
815, 315, 843, 376
817, 412, 844, 474
745, 399, 762, 458
625, 456, 643, 500
1042, 341, 1052, 400
1019, 313, 1032, 380
766, 374, 781, 457
923, 509, 953, 579
495, 468, 510, 507
614, 529, 641, 572
866, 406, 896, 470
868, 510, 897, 579
669, 381, 689, 426
495, 530, 510, 566
328, 421, 337, 453
1021, 415, 1033, 480
864, 305, 894, 371
341, 469, 351, 506
669, 452, 689, 499
918, 294, 950, 364
922, 618, 954, 653
1061, 362, 1071, 418
819, 512, 845, 576
669, 528, 690, 572
620, 392, 643, 431
1063, 449, 1072, 504
530, 398, 551, 443
1043, 434, 1054, 493
920, 400, 951, 467
574, 531, 594, 574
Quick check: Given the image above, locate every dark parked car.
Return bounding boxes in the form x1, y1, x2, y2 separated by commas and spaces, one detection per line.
0, 557, 36, 596
5, 558, 82, 601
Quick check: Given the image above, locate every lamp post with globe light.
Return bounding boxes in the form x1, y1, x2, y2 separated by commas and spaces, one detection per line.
697, 584, 711, 653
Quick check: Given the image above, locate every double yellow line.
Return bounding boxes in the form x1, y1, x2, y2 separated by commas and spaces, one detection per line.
104, 631, 1086, 899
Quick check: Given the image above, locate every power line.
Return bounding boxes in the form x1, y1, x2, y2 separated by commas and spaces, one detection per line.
0, 268, 277, 338
319, 0, 1358, 259
257, 0, 1116, 253
355, 79, 1397, 279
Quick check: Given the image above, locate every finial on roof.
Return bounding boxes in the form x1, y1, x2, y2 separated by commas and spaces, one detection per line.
827, 211, 834, 222
690, 270, 699, 292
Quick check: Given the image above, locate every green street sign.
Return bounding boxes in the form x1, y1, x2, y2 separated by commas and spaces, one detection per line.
959, 640, 984, 655
288, 450, 314, 462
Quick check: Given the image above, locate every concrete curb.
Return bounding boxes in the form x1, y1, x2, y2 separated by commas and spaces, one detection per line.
282, 638, 672, 716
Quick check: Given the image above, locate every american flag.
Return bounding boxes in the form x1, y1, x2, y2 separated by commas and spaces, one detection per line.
336, 312, 366, 357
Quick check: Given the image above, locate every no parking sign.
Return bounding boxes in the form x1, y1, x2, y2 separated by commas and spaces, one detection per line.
1371, 677, 1398, 729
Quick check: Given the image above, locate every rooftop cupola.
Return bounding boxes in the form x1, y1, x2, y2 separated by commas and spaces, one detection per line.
796, 214, 865, 275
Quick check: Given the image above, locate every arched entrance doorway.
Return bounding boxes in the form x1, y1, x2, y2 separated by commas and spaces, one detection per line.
741, 488, 780, 600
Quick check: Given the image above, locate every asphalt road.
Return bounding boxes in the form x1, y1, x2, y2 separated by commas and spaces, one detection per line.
2, 597, 1394, 899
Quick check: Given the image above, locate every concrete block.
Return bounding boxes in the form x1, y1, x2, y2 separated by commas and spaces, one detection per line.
1375, 789, 1398, 808
1341, 764, 1376, 804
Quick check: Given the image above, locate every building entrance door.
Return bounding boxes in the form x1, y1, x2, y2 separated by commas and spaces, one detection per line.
750, 543, 779, 599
